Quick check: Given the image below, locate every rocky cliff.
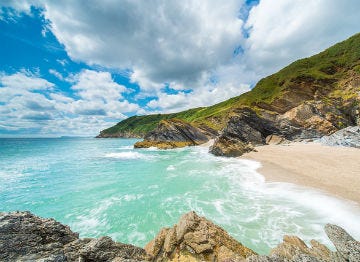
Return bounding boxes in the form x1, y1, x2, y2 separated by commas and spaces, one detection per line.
134, 119, 212, 149
98, 33, 360, 152
1, 211, 359, 262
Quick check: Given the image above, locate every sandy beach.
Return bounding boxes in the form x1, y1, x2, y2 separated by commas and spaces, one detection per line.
242, 142, 360, 204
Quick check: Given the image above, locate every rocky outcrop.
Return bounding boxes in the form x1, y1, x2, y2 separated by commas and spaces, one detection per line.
1, 211, 360, 262
96, 131, 143, 138
134, 119, 209, 149
145, 211, 256, 261
325, 224, 360, 262
320, 126, 360, 148
210, 136, 255, 157
0, 211, 148, 262
210, 108, 304, 157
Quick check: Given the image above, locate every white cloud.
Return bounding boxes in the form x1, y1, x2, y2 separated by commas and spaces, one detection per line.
0, 70, 139, 136
49, 69, 64, 80
147, 82, 250, 113
71, 69, 126, 101
41, 0, 245, 91
242, 0, 360, 79
0, 70, 54, 90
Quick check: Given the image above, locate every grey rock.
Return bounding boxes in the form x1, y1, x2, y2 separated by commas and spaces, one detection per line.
325, 224, 360, 262
320, 126, 360, 148
0, 211, 148, 262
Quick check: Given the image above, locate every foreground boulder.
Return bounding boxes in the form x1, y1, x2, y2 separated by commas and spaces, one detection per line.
0, 211, 148, 262
134, 119, 210, 149
145, 211, 256, 261
320, 126, 360, 148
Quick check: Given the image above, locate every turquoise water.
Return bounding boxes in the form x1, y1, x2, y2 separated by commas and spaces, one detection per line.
1, 138, 360, 254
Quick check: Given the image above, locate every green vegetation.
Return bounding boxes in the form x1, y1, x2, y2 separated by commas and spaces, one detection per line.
99, 33, 360, 137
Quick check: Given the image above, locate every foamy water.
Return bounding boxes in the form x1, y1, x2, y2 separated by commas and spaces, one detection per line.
0, 138, 359, 254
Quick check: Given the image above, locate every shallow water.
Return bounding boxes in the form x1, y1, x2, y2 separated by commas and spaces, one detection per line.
1, 138, 359, 254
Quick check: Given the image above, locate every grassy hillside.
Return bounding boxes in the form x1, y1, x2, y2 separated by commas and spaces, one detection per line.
99, 33, 360, 137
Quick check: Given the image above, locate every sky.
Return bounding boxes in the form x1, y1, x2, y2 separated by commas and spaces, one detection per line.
0, 0, 359, 137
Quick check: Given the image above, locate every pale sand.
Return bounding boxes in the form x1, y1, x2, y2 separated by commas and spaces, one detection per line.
242, 142, 360, 204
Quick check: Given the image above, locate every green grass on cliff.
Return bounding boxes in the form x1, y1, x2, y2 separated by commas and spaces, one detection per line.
100, 33, 360, 137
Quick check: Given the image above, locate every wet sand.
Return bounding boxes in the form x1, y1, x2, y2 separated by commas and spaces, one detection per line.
242, 142, 360, 204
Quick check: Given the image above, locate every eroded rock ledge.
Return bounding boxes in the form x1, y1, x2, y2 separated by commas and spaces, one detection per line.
1, 211, 359, 262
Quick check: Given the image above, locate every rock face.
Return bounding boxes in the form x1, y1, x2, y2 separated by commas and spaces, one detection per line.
210, 108, 304, 157
0, 211, 148, 262
320, 126, 360, 148
134, 119, 210, 149
144, 211, 256, 261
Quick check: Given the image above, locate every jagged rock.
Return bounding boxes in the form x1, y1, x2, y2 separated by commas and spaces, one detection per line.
145, 211, 256, 261
0, 211, 148, 262
210, 108, 298, 157
0, 211, 78, 261
325, 224, 360, 262
280, 102, 339, 135
134, 119, 209, 149
265, 135, 290, 145
320, 126, 360, 148
270, 235, 331, 262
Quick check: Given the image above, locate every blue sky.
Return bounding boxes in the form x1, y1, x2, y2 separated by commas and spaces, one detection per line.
0, 0, 359, 137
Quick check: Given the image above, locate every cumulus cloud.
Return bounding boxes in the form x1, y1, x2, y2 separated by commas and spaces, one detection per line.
242, 0, 360, 79
41, 0, 244, 91
0, 70, 140, 135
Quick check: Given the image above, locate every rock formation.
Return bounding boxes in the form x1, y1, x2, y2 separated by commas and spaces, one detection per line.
320, 126, 360, 148
1, 210, 360, 262
134, 119, 210, 149
0, 211, 148, 262
145, 211, 256, 261
210, 108, 303, 157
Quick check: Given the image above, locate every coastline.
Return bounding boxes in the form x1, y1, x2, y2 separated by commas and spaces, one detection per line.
241, 142, 360, 204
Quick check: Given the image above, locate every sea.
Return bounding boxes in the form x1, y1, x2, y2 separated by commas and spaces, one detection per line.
1, 137, 359, 254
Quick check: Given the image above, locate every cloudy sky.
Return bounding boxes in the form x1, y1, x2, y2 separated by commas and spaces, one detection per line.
0, 0, 359, 137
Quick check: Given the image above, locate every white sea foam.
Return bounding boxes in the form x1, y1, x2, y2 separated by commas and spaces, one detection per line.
104, 151, 152, 160
118, 145, 134, 150
166, 165, 176, 171
168, 145, 360, 250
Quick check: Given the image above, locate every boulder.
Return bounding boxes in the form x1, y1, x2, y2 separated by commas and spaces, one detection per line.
0, 211, 148, 262
270, 235, 331, 261
145, 211, 256, 261
134, 119, 209, 149
210, 136, 255, 157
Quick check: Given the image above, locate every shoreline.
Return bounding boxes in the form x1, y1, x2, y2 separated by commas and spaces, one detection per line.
241, 142, 360, 204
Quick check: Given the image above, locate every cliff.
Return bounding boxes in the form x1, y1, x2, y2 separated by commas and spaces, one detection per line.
98, 33, 360, 145
1, 211, 359, 262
